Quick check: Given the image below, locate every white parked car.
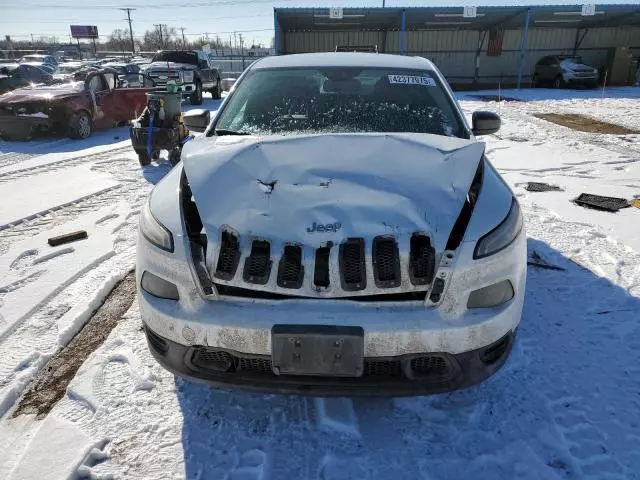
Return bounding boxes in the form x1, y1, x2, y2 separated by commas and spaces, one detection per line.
136, 53, 526, 396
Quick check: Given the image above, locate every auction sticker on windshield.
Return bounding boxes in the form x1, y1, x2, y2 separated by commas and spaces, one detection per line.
388, 75, 436, 86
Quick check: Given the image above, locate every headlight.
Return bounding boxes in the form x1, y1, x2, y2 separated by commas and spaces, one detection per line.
140, 200, 174, 252
182, 70, 194, 83
473, 199, 523, 259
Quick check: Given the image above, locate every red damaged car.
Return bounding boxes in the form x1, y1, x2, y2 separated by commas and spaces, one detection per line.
0, 69, 151, 140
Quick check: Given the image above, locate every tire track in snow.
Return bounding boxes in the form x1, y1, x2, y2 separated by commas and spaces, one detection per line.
0, 146, 132, 183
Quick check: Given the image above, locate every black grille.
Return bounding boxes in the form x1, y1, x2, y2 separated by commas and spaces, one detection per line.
313, 246, 331, 289
410, 355, 450, 378
373, 237, 400, 288
215, 231, 240, 280
192, 349, 233, 371
243, 240, 272, 284
145, 327, 168, 354
237, 356, 273, 373
409, 234, 436, 286
190, 347, 457, 381
340, 238, 366, 291
364, 359, 402, 377
277, 245, 304, 289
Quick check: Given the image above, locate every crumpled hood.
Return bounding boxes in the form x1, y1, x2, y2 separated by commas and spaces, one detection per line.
182, 133, 485, 253
0, 83, 83, 104
147, 62, 197, 71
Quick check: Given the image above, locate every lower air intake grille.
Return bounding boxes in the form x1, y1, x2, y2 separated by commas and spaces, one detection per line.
364, 359, 403, 377
277, 245, 304, 289
215, 231, 240, 280
243, 240, 272, 284
340, 238, 366, 291
237, 356, 273, 373
409, 234, 436, 286
410, 355, 450, 378
191, 349, 233, 371
373, 237, 400, 288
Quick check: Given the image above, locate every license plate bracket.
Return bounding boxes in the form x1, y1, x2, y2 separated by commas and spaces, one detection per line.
271, 325, 364, 377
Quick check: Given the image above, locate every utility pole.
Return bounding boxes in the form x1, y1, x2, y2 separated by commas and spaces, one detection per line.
180, 26, 186, 47
154, 24, 164, 49
239, 33, 245, 69
119, 8, 136, 55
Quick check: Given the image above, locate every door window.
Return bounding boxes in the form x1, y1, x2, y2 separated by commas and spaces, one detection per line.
88, 74, 107, 92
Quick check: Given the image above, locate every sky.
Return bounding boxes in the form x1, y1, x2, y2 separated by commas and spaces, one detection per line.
2, 0, 638, 48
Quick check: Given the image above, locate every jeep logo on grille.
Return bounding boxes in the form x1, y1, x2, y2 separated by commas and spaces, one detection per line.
307, 222, 341, 233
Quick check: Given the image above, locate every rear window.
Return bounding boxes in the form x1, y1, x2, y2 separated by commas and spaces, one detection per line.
214, 67, 465, 138
151, 51, 198, 65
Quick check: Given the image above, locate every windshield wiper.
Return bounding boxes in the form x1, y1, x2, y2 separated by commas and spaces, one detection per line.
214, 129, 250, 136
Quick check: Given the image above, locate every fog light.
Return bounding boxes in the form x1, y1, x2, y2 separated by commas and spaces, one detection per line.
467, 280, 514, 308
141, 271, 179, 300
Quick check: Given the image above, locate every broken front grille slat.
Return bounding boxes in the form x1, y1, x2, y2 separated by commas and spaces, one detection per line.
277, 245, 304, 289
243, 240, 272, 284
409, 234, 436, 286
340, 238, 366, 291
372, 237, 400, 288
313, 246, 331, 289
214, 232, 436, 297
214, 232, 240, 280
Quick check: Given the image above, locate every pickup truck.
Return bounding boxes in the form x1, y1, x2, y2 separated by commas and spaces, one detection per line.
144, 50, 222, 105
0, 69, 151, 140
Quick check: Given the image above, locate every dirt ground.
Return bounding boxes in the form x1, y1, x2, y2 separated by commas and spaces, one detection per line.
534, 113, 640, 134
12, 272, 136, 419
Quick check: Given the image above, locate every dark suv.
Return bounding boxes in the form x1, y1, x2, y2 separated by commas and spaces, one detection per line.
533, 55, 599, 89
145, 50, 222, 104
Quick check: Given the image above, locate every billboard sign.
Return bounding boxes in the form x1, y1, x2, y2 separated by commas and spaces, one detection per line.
330, 8, 344, 19
70, 25, 99, 39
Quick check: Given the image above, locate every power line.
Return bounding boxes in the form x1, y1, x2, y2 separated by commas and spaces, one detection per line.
119, 8, 136, 55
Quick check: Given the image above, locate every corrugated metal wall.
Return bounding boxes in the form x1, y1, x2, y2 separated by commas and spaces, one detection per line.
282, 26, 640, 85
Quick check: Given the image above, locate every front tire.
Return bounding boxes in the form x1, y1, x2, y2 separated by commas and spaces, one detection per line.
211, 78, 221, 99
190, 81, 203, 105
168, 148, 181, 167
68, 110, 92, 139
137, 151, 151, 166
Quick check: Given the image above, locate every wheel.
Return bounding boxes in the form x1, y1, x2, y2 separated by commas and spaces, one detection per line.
190, 81, 203, 105
554, 76, 565, 89
137, 151, 151, 166
168, 148, 181, 167
211, 78, 222, 100
68, 110, 92, 139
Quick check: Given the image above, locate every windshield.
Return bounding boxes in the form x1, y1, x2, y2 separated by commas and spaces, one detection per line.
57, 65, 81, 74
560, 55, 583, 64
0, 65, 19, 74
214, 67, 464, 138
151, 51, 198, 65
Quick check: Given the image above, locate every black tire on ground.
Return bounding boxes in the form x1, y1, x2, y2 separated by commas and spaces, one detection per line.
211, 79, 222, 99
190, 81, 203, 105
68, 110, 92, 139
168, 149, 181, 167
554, 76, 565, 89
138, 151, 151, 166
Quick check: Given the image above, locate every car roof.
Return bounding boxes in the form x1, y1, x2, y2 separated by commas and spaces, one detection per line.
252, 53, 437, 71
1, 63, 20, 69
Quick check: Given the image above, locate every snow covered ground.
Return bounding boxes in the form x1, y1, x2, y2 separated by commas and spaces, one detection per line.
0, 88, 639, 479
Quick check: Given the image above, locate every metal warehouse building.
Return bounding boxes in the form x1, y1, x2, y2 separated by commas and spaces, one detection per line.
273, 4, 640, 88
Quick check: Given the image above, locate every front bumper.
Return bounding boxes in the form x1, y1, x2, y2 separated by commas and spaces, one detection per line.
148, 81, 196, 97
564, 74, 599, 86
0, 114, 52, 139
143, 324, 516, 396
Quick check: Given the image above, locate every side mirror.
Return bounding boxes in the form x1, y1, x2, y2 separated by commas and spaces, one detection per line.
183, 109, 211, 133
472, 111, 501, 136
